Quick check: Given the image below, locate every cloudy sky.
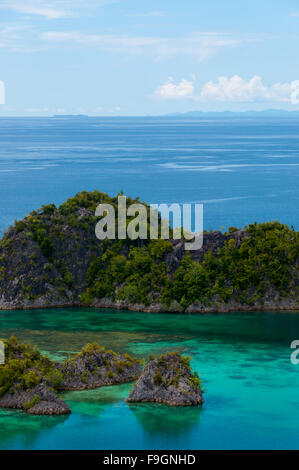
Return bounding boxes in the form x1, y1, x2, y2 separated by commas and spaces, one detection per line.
1, 0, 299, 115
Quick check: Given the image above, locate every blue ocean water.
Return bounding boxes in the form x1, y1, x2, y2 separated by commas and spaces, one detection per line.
0, 116, 298, 232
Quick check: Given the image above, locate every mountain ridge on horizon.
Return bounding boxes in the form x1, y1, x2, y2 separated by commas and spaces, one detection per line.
165, 109, 299, 117
1, 109, 299, 119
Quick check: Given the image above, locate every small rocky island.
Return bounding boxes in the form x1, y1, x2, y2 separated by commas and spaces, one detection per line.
58, 343, 142, 390
0, 337, 141, 415
0, 383, 71, 415
127, 352, 204, 406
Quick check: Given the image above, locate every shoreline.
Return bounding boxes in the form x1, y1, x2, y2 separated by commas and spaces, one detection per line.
0, 299, 298, 314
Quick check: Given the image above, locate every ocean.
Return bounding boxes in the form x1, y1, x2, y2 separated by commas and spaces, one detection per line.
0, 115, 298, 233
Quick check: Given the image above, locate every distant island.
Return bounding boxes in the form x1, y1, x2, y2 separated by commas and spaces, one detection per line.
48, 110, 299, 119
166, 109, 299, 118
52, 114, 89, 118
0, 190, 298, 313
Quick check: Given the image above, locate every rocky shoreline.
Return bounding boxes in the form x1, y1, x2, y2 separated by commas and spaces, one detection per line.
0, 298, 297, 313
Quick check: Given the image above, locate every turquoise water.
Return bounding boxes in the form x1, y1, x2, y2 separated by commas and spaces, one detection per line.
0, 308, 299, 450
0, 116, 298, 233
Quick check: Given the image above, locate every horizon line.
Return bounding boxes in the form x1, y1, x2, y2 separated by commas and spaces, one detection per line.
2, 109, 299, 118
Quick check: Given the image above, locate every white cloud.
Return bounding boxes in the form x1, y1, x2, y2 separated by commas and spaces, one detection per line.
0, 0, 119, 19
155, 78, 194, 99
41, 31, 239, 60
270, 80, 299, 104
154, 75, 299, 105
199, 75, 268, 102
42, 31, 159, 49
1, 1, 69, 19
11, 6, 67, 19
0, 81, 5, 104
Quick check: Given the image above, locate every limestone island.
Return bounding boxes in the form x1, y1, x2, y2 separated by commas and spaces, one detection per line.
127, 352, 204, 406
0, 337, 141, 415
57, 343, 142, 391
0, 190, 298, 313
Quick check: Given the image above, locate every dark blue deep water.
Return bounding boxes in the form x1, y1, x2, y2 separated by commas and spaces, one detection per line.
0, 116, 298, 232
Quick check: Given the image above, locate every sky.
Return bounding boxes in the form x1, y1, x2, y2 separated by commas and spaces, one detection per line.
1, 0, 299, 115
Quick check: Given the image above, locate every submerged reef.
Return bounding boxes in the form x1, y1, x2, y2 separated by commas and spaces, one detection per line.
0, 190, 298, 313
127, 352, 204, 406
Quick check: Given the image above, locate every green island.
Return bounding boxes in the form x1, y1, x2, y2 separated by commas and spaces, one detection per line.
0, 190, 298, 312
0, 337, 203, 414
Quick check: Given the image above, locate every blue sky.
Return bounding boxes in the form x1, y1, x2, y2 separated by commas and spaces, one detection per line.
1, 0, 299, 115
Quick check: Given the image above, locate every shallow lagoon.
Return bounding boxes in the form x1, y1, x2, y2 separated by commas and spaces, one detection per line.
0, 308, 299, 450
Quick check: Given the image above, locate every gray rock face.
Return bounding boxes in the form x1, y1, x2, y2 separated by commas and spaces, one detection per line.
58, 345, 142, 391
0, 383, 71, 415
127, 352, 204, 406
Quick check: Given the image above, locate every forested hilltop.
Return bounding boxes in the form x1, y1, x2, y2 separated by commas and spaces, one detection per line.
0, 190, 298, 313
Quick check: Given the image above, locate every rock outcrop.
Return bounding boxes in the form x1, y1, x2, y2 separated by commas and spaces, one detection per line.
58, 343, 142, 391
0, 383, 71, 415
127, 352, 204, 406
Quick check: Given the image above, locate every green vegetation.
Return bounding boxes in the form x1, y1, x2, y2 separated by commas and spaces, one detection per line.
162, 222, 298, 308
22, 395, 41, 410
82, 221, 298, 308
150, 352, 203, 392
0, 336, 56, 397
66, 342, 139, 371
82, 239, 172, 305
